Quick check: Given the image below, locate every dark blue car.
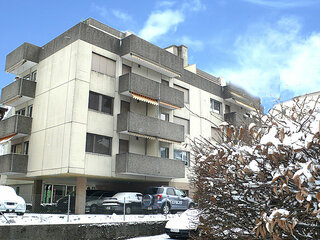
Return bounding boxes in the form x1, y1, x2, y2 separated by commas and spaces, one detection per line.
142, 186, 195, 214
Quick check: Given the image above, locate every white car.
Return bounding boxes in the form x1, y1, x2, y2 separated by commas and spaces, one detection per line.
165, 209, 200, 239
0, 185, 26, 215
103, 192, 143, 214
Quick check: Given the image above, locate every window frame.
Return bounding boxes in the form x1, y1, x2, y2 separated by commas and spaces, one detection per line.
88, 91, 114, 115
174, 149, 190, 166
86, 133, 112, 156
210, 98, 222, 114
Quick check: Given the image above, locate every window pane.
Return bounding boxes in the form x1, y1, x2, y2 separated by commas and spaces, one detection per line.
23, 74, 30, 80
31, 71, 37, 81
24, 142, 29, 155
86, 133, 94, 152
174, 150, 182, 160
106, 58, 116, 77
27, 105, 33, 117
161, 113, 169, 121
161, 79, 169, 86
99, 55, 108, 75
101, 95, 113, 114
95, 135, 111, 155
91, 53, 100, 72
160, 147, 169, 158
88, 92, 100, 111
166, 188, 175, 195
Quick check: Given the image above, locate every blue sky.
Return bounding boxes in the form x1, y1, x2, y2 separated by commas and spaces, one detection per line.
1, 0, 320, 112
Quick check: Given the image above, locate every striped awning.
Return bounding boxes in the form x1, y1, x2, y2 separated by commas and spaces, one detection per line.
158, 138, 181, 144
131, 92, 158, 106
0, 134, 16, 144
129, 131, 156, 140
159, 101, 181, 109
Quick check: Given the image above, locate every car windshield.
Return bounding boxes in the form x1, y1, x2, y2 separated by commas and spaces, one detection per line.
145, 187, 164, 194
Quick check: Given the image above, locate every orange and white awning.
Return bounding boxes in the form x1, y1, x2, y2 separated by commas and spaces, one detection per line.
0, 134, 16, 144
158, 138, 181, 144
159, 101, 181, 110
130, 92, 158, 106
129, 131, 156, 140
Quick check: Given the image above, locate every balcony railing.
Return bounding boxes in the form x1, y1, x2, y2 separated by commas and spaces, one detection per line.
0, 115, 32, 139
5, 43, 41, 74
120, 34, 183, 77
1, 78, 36, 107
0, 154, 28, 174
116, 153, 185, 178
117, 112, 184, 143
119, 73, 184, 109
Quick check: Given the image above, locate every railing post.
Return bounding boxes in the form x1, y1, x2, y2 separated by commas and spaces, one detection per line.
67, 194, 70, 222
123, 197, 126, 221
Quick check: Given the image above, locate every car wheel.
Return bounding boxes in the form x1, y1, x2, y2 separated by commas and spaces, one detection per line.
17, 212, 24, 216
90, 205, 98, 214
189, 203, 195, 209
125, 206, 132, 214
161, 202, 170, 214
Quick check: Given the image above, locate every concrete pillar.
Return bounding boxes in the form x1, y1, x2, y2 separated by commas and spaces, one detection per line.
32, 180, 42, 212
75, 176, 87, 214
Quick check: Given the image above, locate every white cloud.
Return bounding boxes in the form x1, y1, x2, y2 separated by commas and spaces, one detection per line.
139, 10, 184, 42
112, 10, 132, 22
243, 0, 317, 8
139, 0, 205, 42
179, 36, 204, 51
156, 1, 176, 8
216, 17, 320, 100
91, 4, 107, 18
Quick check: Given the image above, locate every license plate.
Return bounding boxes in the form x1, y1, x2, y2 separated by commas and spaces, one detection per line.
148, 207, 152, 210
171, 229, 179, 233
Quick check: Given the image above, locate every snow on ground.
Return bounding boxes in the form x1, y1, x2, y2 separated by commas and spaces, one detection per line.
0, 213, 176, 225
126, 234, 171, 240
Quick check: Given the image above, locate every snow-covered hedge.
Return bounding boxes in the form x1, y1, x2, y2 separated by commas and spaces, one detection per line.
191, 96, 320, 239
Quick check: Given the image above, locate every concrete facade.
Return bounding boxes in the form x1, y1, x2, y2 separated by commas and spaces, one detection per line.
0, 18, 261, 211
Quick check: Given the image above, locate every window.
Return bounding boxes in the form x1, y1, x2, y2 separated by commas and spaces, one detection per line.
160, 147, 169, 158
11, 144, 22, 154
211, 127, 222, 143
173, 116, 190, 135
175, 189, 185, 197
173, 84, 189, 103
174, 150, 190, 166
166, 188, 175, 195
160, 113, 169, 121
120, 101, 130, 113
210, 99, 221, 114
23, 74, 30, 80
119, 139, 129, 154
122, 64, 131, 75
88, 91, 113, 114
31, 71, 37, 81
91, 53, 116, 77
161, 79, 169, 86
27, 105, 33, 117
16, 108, 26, 116
23, 141, 29, 155
86, 133, 112, 155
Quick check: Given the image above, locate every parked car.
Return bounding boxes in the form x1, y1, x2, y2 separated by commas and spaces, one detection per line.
57, 190, 114, 213
0, 185, 26, 215
103, 192, 143, 214
165, 209, 201, 239
141, 186, 195, 214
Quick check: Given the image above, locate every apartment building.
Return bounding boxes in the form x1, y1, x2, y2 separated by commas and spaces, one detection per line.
0, 18, 261, 213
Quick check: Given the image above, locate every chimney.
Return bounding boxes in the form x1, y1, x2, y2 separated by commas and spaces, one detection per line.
165, 45, 188, 67
177, 45, 188, 67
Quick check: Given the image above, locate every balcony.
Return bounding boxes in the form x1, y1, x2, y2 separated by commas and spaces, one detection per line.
116, 153, 185, 178
0, 115, 32, 139
1, 78, 36, 107
117, 112, 184, 143
224, 112, 256, 126
5, 43, 41, 74
0, 154, 28, 174
119, 73, 184, 109
120, 34, 183, 77
223, 83, 261, 112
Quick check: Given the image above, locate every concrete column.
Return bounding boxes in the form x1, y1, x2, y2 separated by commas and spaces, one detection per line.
75, 176, 87, 214
32, 180, 42, 212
